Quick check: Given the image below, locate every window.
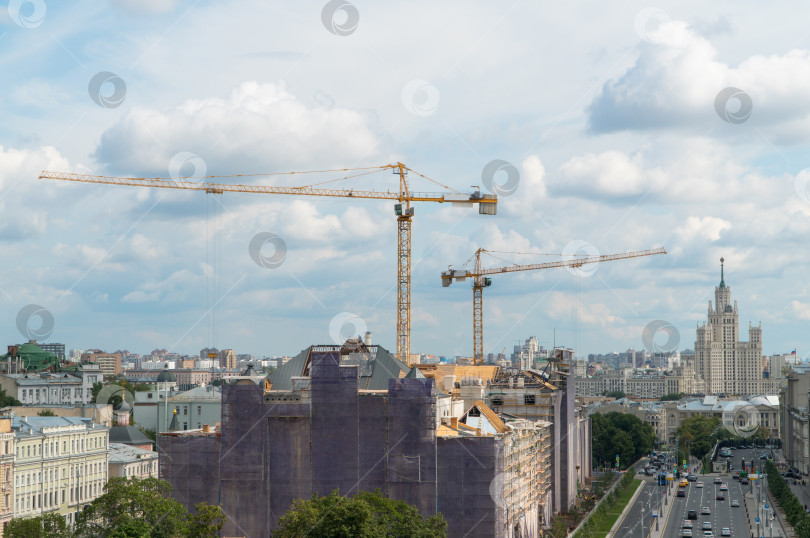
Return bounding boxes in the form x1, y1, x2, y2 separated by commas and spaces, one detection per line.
524, 394, 536, 405
183, 406, 188, 416
197, 406, 202, 416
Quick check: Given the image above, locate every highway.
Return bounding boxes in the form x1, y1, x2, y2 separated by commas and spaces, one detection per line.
661, 446, 778, 538
614, 458, 670, 537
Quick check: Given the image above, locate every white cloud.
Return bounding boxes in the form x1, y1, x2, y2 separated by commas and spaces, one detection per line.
676, 216, 731, 242
95, 81, 383, 175
792, 300, 810, 321
588, 20, 810, 139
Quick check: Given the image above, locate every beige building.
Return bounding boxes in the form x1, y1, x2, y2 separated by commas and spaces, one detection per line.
81, 353, 122, 376
218, 349, 236, 370
0, 418, 14, 534
695, 260, 775, 395
108, 443, 158, 479
781, 368, 810, 474
12, 416, 109, 527
5, 404, 113, 428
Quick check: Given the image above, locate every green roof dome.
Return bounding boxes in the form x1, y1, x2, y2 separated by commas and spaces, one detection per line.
157, 366, 176, 382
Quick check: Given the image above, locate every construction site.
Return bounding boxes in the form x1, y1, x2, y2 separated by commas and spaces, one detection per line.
158, 343, 586, 537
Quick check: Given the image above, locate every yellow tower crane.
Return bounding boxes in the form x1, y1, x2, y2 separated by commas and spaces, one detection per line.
40, 163, 498, 366
441, 247, 667, 365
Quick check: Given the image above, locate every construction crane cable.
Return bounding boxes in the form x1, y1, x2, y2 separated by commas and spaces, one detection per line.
296, 168, 389, 188
402, 166, 461, 194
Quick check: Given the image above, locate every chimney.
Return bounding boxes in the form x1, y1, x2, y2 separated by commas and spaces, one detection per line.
202, 424, 210, 433
450, 417, 458, 429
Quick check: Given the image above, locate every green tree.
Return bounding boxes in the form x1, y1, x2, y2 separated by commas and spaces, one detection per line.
37, 410, 56, 417
591, 412, 655, 469
603, 390, 626, 399
659, 393, 684, 401
91, 382, 104, 401
550, 516, 569, 538
6, 512, 70, 538
273, 489, 446, 537
0, 386, 21, 407
73, 477, 225, 538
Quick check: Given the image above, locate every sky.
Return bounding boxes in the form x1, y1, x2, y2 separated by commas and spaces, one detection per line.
2, 1, 810, 361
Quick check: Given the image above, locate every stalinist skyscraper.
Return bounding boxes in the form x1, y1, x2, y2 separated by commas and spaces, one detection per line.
694, 258, 768, 395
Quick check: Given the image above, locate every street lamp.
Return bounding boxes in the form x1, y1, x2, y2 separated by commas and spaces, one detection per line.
640, 507, 645, 538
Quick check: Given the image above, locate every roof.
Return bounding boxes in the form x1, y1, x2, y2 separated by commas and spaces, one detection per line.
12, 415, 107, 436
109, 425, 153, 445
269, 344, 419, 391
108, 442, 157, 464
156, 366, 176, 382
459, 400, 510, 435
167, 385, 221, 402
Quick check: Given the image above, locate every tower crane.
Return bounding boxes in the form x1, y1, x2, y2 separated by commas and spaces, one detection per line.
441, 247, 666, 365
40, 163, 498, 366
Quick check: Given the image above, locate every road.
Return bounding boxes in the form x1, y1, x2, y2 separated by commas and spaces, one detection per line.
614, 458, 671, 538
662, 446, 778, 538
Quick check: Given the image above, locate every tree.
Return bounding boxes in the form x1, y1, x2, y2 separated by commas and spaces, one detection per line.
0, 386, 21, 407
591, 412, 655, 469
38, 410, 56, 417
550, 516, 568, 538
603, 390, 626, 399
73, 477, 225, 538
659, 393, 684, 401
6, 512, 69, 537
91, 382, 103, 401
273, 489, 446, 537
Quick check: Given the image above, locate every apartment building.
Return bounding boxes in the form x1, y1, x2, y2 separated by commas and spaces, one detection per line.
12, 416, 109, 527
0, 367, 102, 406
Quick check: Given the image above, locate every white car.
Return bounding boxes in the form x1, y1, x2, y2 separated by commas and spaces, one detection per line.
703, 532, 714, 538
720, 483, 728, 491
701, 506, 711, 515
720, 529, 731, 537
682, 529, 693, 537
696, 481, 704, 488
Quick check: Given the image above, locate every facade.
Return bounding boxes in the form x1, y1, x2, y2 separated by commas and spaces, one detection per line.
156, 385, 221, 433
484, 354, 591, 514
81, 352, 122, 377
172, 370, 212, 390
694, 260, 777, 395
4, 404, 113, 428
0, 368, 101, 406
781, 370, 810, 474
12, 416, 109, 527
0, 419, 14, 533
160, 348, 556, 537
108, 443, 158, 479
37, 343, 65, 360
218, 349, 236, 370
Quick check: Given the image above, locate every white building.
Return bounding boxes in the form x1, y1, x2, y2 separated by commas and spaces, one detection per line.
0, 367, 102, 406
108, 443, 158, 479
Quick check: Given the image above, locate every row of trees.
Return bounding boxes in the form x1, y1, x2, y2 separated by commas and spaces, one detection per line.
766, 461, 810, 537
592, 412, 656, 469
5, 477, 225, 538
5, 478, 447, 538
572, 469, 637, 538
676, 415, 775, 463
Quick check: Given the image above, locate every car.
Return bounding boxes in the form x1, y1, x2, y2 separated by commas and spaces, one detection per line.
683, 520, 693, 528
682, 530, 693, 537
717, 493, 725, 500
720, 529, 731, 537
703, 533, 713, 538
678, 488, 686, 497
679, 479, 689, 487
741, 478, 749, 485
688, 510, 698, 520
714, 477, 722, 484
731, 499, 740, 507
687, 474, 697, 481
760, 454, 768, 459
701, 507, 711, 515
703, 520, 712, 530
732, 474, 739, 480
696, 481, 704, 488
720, 483, 728, 491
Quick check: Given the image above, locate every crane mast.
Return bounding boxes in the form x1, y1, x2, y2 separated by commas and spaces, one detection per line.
41, 163, 497, 366
442, 247, 667, 365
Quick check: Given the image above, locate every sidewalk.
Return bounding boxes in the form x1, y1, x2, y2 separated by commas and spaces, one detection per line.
648, 480, 676, 538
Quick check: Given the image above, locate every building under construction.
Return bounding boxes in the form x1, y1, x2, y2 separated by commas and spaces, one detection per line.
159, 344, 554, 537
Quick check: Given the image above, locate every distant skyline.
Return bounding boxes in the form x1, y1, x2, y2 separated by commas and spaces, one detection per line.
2, 2, 810, 360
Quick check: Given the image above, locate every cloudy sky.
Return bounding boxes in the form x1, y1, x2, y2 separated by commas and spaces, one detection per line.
2, 1, 810, 360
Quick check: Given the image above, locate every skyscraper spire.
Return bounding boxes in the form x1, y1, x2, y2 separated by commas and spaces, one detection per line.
719, 257, 726, 288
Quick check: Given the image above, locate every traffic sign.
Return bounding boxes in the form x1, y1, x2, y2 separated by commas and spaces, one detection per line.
755, 517, 760, 523
765, 504, 769, 509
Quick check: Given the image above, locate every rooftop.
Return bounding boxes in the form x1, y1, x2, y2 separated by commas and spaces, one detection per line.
108, 442, 157, 464
167, 385, 222, 402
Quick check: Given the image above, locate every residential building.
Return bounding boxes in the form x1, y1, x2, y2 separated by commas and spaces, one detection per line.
4, 404, 113, 427
218, 349, 236, 370
0, 418, 14, 533
781, 370, 810, 474
694, 259, 778, 395
171, 369, 212, 391
0, 367, 101, 406
108, 443, 158, 479
12, 416, 109, 527
156, 385, 221, 433
81, 352, 122, 377
37, 343, 65, 361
